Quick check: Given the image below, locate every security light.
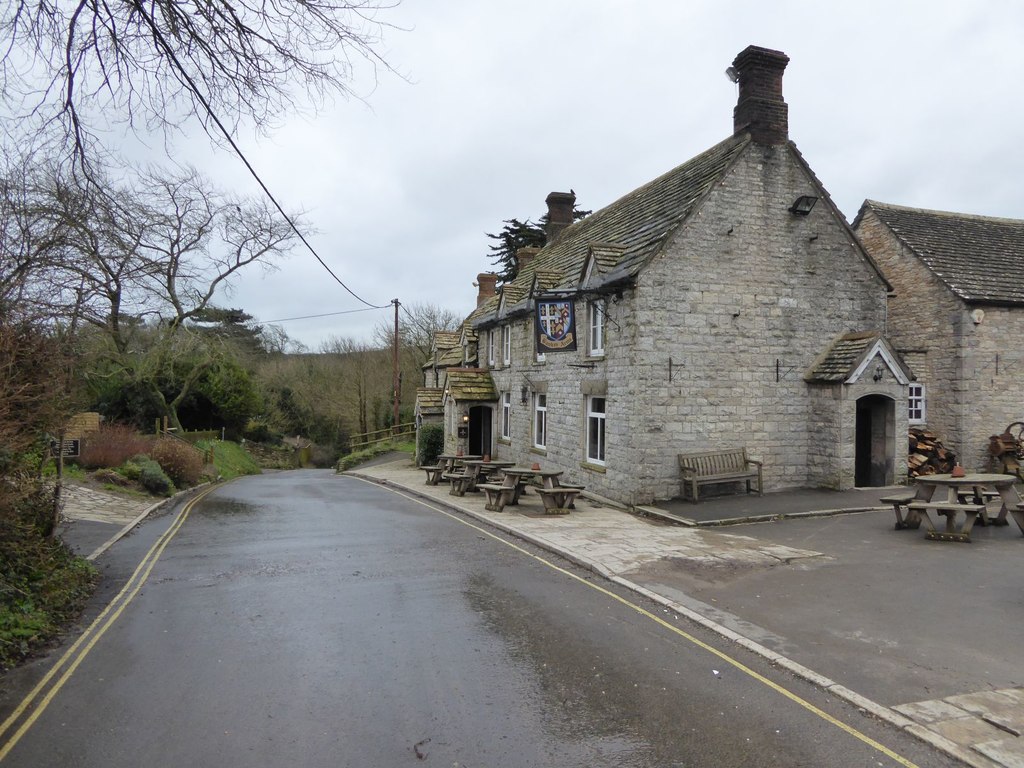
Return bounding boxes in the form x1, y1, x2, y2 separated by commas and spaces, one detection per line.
789, 196, 818, 216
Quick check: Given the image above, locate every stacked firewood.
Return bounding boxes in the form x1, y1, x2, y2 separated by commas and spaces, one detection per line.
908, 428, 957, 477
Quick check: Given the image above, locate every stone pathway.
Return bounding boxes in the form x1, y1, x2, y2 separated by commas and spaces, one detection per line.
60, 483, 154, 525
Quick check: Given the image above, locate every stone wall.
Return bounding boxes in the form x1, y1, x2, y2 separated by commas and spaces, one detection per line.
855, 210, 1024, 470
630, 143, 890, 500
480, 142, 895, 505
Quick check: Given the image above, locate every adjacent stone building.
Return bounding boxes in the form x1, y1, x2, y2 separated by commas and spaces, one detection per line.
853, 201, 1024, 470
417, 45, 913, 507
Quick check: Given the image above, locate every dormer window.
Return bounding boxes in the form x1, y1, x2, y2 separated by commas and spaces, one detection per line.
502, 324, 511, 366
487, 329, 496, 367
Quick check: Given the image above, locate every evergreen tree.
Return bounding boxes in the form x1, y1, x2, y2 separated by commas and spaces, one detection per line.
486, 206, 591, 283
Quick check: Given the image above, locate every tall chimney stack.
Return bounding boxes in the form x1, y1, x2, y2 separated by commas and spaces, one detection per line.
476, 272, 498, 307
545, 191, 576, 244
732, 45, 790, 145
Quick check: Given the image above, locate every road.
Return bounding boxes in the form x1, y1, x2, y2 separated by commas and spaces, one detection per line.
0, 470, 949, 767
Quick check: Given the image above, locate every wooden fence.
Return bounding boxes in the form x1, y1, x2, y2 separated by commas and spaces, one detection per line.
348, 422, 416, 453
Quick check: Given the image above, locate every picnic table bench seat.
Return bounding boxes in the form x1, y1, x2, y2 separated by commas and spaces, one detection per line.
443, 471, 473, 496
535, 486, 582, 515
678, 448, 762, 502
906, 500, 987, 542
477, 482, 515, 512
422, 463, 446, 485
879, 489, 919, 529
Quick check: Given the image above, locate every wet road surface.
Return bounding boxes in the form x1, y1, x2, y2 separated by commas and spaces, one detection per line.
0, 470, 949, 766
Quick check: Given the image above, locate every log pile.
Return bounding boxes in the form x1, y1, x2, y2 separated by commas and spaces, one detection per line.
908, 428, 957, 478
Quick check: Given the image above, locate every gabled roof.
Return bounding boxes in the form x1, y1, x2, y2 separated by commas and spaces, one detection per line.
444, 368, 498, 402
433, 331, 460, 350
805, 332, 912, 384
436, 344, 464, 367
856, 200, 1024, 306
471, 133, 751, 329
415, 387, 444, 414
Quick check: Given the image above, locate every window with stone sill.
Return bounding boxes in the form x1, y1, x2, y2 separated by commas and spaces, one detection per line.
502, 325, 511, 366
908, 383, 926, 424
487, 330, 496, 367
585, 395, 606, 465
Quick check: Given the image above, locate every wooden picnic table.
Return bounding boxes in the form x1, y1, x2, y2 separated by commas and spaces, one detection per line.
437, 454, 481, 472
478, 466, 582, 515
911, 473, 1023, 542
458, 459, 516, 494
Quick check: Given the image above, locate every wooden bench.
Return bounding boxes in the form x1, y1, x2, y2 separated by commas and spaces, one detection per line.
880, 490, 920, 529
443, 472, 473, 497
535, 486, 582, 515
678, 448, 762, 502
477, 483, 515, 512
422, 463, 446, 486
906, 501, 987, 542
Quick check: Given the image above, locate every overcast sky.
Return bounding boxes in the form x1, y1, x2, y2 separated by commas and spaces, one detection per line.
182, 1, 1024, 350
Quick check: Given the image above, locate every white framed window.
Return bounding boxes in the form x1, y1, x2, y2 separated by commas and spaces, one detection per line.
908, 383, 926, 424
586, 396, 606, 465
533, 393, 547, 449
487, 330, 496, 367
501, 392, 511, 439
588, 300, 605, 356
502, 324, 511, 366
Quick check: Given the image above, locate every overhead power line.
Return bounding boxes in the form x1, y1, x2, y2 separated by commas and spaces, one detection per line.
132, 3, 390, 311
261, 307, 380, 324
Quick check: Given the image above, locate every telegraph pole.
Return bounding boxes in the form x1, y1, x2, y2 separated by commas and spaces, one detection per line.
392, 298, 400, 435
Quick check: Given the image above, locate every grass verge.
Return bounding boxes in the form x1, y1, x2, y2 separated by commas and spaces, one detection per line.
198, 440, 261, 480
335, 440, 414, 472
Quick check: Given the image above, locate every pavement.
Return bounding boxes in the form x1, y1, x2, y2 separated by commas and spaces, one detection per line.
58, 460, 1024, 768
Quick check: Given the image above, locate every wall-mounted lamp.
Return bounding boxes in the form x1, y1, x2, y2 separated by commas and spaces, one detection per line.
873, 364, 885, 382
520, 386, 528, 404
789, 195, 818, 216
461, 412, 470, 424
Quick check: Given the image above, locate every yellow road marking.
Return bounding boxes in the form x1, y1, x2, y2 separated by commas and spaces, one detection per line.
0, 484, 221, 761
364, 478, 921, 768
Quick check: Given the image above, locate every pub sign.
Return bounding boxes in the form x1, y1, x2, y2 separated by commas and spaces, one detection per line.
535, 299, 577, 353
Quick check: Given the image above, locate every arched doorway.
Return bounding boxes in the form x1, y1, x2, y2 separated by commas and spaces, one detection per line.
855, 394, 896, 487
468, 405, 493, 457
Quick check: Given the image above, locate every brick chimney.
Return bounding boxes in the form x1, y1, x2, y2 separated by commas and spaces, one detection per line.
476, 272, 498, 307
545, 191, 576, 244
732, 45, 790, 145
516, 246, 540, 273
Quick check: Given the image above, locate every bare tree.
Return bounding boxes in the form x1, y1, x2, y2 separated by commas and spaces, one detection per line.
27, 162, 302, 429
0, 0, 400, 166
373, 301, 462, 362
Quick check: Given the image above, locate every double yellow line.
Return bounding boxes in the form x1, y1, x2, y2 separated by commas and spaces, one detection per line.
0, 484, 218, 761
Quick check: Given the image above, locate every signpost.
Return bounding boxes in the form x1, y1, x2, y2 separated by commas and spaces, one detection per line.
50, 439, 80, 458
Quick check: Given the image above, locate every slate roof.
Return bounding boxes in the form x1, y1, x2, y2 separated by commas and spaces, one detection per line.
433, 331, 460, 350
436, 344, 464, 367
444, 368, 498, 402
805, 332, 912, 383
857, 200, 1024, 305
415, 387, 444, 414
472, 133, 751, 326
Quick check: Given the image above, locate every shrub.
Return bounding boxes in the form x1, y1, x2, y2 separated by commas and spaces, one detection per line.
126, 456, 175, 496
150, 438, 205, 487
417, 424, 444, 467
78, 425, 152, 470
243, 420, 282, 445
